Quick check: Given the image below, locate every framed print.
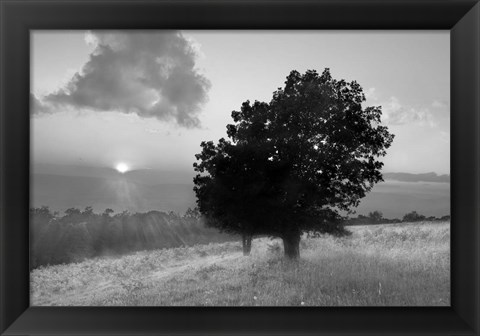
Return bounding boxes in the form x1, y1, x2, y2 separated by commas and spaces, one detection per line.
28, 29, 451, 308
1, 0, 479, 335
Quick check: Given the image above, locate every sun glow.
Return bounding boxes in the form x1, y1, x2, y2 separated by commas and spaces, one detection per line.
115, 163, 130, 174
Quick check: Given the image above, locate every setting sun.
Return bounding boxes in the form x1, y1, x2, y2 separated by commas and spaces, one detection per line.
115, 163, 129, 174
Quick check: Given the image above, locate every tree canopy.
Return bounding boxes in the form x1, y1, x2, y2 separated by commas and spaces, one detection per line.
193, 69, 394, 259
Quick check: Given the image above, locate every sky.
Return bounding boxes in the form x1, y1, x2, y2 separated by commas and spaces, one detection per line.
31, 30, 450, 180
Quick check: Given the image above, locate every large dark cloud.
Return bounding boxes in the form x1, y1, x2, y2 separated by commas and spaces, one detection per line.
37, 31, 210, 128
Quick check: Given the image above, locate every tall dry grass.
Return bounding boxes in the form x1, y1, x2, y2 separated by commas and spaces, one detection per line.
31, 221, 450, 306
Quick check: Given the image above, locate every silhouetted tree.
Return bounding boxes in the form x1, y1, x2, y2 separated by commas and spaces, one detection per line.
194, 69, 394, 259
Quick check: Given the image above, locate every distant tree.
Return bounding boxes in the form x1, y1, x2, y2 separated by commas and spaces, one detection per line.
115, 210, 130, 218
57, 222, 94, 263
103, 208, 114, 217
368, 211, 383, 223
30, 206, 56, 269
168, 211, 180, 219
183, 207, 201, 220
82, 206, 94, 216
403, 211, 426, 222
30, 206, 55, 226
64, 207, 81, 217
194, 69, 394, 259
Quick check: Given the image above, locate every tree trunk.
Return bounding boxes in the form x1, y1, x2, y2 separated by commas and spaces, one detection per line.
282, 232, 300, 260
242, 233, 252, 256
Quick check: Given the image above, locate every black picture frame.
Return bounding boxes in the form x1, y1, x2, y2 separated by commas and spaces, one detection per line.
1, 0, 479, 335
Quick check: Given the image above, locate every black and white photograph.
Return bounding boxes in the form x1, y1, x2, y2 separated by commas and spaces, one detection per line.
30, 30, 450, 306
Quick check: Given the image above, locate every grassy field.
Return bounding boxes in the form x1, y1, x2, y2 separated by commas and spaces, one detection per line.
30, 221, 450, 306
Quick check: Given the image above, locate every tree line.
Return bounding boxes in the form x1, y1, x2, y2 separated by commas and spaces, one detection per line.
345, 210, 451, 225
30, 206, 236, 269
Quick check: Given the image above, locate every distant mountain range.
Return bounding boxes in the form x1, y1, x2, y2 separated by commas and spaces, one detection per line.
383, 172, 450, 183
32, 173, 197, 215
31, 165, 450, 219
